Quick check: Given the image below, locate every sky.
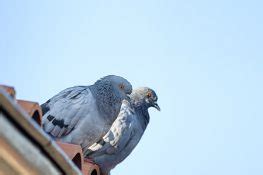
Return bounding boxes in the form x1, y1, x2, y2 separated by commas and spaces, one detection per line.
1, 0, 263, 175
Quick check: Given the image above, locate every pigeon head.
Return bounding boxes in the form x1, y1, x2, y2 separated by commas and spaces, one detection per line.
130, 87, 160, 111
94, 75, 132, 97
103, 75, 133, 99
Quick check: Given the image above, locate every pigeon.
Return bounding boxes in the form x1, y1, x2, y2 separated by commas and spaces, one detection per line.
41, 75, 133, 152
85, 87, 160, 175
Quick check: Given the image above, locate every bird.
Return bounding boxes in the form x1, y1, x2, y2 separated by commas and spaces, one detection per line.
85, 87, 160, 175
41, 75, 133, 152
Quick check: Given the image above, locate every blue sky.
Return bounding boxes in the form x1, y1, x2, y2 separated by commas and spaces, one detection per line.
1, 0, 263, 175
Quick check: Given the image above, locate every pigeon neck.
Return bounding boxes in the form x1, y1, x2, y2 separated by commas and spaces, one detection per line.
90, 83, 122, 122
133, 102, 150, 130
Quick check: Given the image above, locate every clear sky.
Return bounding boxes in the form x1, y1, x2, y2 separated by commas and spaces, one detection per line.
1, 1, 263, 175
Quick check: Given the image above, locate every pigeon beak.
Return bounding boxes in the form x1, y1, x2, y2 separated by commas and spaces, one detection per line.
152, 102, 161, 111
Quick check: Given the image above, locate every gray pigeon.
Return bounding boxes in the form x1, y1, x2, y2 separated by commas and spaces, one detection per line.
85, 87, 160, 175
41, 75, 132, 152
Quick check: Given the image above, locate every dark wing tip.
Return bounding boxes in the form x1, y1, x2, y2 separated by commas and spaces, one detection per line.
41, 102, 50, 116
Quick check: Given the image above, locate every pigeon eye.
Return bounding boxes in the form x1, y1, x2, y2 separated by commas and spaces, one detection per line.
147, 92, 152, 98
119, 84, 125, 90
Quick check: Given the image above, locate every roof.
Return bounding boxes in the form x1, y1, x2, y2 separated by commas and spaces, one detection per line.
0, 85, 100, 175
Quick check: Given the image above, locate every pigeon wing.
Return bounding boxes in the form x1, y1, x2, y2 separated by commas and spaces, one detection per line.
42, 86, 94, 138
86, 100, 136, 157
